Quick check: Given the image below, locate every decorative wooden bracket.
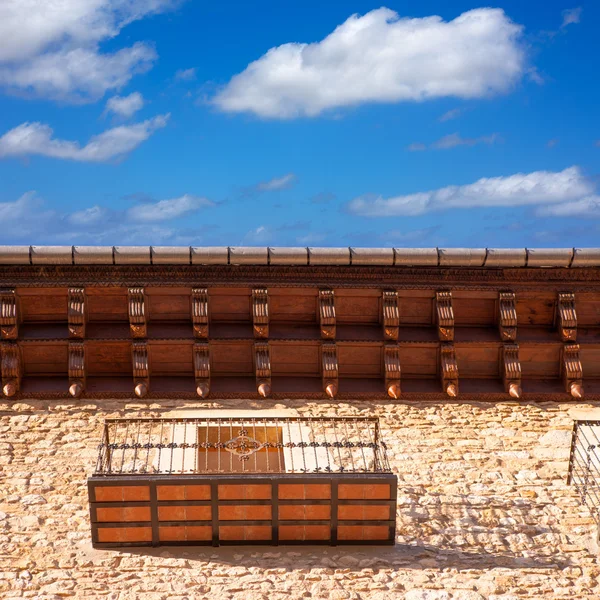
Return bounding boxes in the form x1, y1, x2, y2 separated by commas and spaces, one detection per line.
435, 291, 454, 342
440, 343, 458, 397
319, 290, 336, 339
193, 342, 210, 398
252, 288, 269, 339
322, 342, 338, 398
382, 291, 399, 341
562, 343, 583, 399
128, 288, 147, 339
502, 343, 521, 399
0, 289, 18, 340
1, 342, 21, 397
68, 341, 86, 398
384, 344, 401, 399
68, 288, 86, 339
132, 341, 150, 398
556, 293, 577, 342
498, 292, 517, 342
254, 341, 271, 397
192, 288, 209, 339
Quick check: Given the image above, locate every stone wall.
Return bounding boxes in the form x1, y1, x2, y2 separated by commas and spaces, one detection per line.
1, 397, 599, 600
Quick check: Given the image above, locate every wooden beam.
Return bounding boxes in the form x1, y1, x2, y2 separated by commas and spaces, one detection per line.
382, 291, 399, 341
498, 291, 517, 342
128, 288, 147, 339
556, 292, 577, 342
252, 288, 269, 339
68, 341, 86, 398
435, 291, 454, 342
0, 289, 18, 340
191, 288, 209, 339
384, 343, 401, 399
68, 288, 86, 339
132, 341, 150, 397
562, 343, 583, 398
502, 343, 521, 398
254, 341, 271, 397
193, 342, 210, 398
322, 342, 338, 398
1, 342, 21, 397
440, 343, 458, 397
319, 290, 336, 339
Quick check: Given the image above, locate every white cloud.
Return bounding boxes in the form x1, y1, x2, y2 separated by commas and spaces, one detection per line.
409, 132, 500, 151
105, 91, 144, 118
439, 108, 463, 122
256, 173, 297, 191
0, 0, 176, 102
0, 114, 169, 162
407, 143, 427, 152
346, 166, 595, 217
127, 194, 214, 222
561, 7, 582, 28
175, 68, 197, 81
538, 196, 600, 218
213, 8, 526, 119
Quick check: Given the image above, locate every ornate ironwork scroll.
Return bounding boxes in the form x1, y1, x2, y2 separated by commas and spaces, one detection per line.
128, 288, 147, 339
435, 291, 454, 342
562, 343, 583, 398
68, 288, 86, 339
557, 292, 577, 342
0, 289, 18, 340
384, 343, 401, 398
224, 428, 265, 461
194, 342, 210, 398
191, 288, 209, 339
252, 288, 269, 339
502, 343, 521, 398
382, 290, 399, 341
319, 289, 336, 339
498, 291, 517, 342
322, 342, 338, 398
68, 341, 86, 398
132, 341, 149, 397
440, 343, 458, 397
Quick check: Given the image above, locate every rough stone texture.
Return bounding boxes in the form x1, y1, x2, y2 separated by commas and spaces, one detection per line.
1, 398, 599, 599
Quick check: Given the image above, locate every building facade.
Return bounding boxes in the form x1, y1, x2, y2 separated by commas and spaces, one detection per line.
1, 245, 600, 599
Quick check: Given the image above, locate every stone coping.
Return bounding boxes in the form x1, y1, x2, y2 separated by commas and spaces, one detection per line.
0, 245, 598, 267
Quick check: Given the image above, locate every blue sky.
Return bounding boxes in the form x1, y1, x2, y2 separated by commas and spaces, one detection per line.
0, 0, 598, 247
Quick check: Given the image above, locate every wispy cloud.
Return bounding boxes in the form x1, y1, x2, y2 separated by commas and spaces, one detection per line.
547, 138, 559, 148
213, 8, 525, 118
346, 166, 597, 217
105, 92, 144, 118
175, 67, 197, 81
310, 192, 336, 204
255, 173, 297, 192
561, 7, 582, 28
408, 132, 500, 151
0, 114, 169, 162
439, 108, 463, 122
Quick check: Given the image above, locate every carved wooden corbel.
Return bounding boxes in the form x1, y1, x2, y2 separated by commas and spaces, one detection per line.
254, 341, 271, 397
132, 341, 149, 398
193, 342, 210, 398
382, 290, 399, 341
128, 288, 147, 339
252, 288, 269, 339
191, 288, 209, 339
68, 288, 86, 339
0, 289, 18, 340
502, 343, 521, 399
68, 341, 86, 398
384, 343, 401, 399
562, 343, 583, 399
322, 342, 338, 398
1, 342, 21, 397
435, 291, 454, 342
319, 290, 336, 339
556, 293, 577, 342
440, 343, 458, 397
498, 291, 517, 342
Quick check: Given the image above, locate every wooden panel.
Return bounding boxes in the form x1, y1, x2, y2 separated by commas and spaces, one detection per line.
576, 299, 600, 327
398, 346, 437, 377
398, 296, 433, 325
335, 296, 379, 324
516, 294, 555, 327
269, 291, 316, 323
338, 344, 382, 377
455, 345, 500, 377
87, 341, 132, 375
87, 288, 128, 322
210, 342, 253, 375
19, 290, 67, 322
209, 293, 251, 322
580, 348, 600, 378
453, 298, 496, 326
270, 342, 320, 376
149, 343, 193, 375
147, 294, 190, 321
21, 343, 68, 375
520, 345, 561, 377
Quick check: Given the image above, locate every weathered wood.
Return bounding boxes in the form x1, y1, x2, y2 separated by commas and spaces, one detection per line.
556, 293, 577, 342
132, 341, 150, 397
254, 341, 271, 397
68, 288, 86, 339
322, 342, 338, 398
498, 292, 517, 342
193, 342, 210, 397
384, 344, 401, 398
252, 288, 269, 339
68, 341, 86, 397
435, 291, 454, 342
382, 291, 399, 341
128, 288, 147, 338
191, 288, 209, 338
502, 344, 521, 398
562, 343, 583, 398
1, 341, 21, 396
440, 343, 458, 397
319, 290, 336, 339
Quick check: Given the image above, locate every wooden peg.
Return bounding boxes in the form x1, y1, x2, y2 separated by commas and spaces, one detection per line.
128, 288, 147, 339
502, 343, 521, 399
192, 288, 209, 339
252, 288, 269, 339
193, 342, 210, 398
435, 291, 454, 342
68, 341, 86, 398
319, 290, 336, 339
382, 290, 399, 341
1, 342, 21, 397
384, 344, 401, 399
498, 291, 517, 342
68, 288, 86, 339
132, 341, 149, 397
322, 342, 338, 398
562, 344, 583, 398
556, 293, 577, 342
254, 341, 271, 397
440, 343, 458, 397
0, 289, 18, 340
